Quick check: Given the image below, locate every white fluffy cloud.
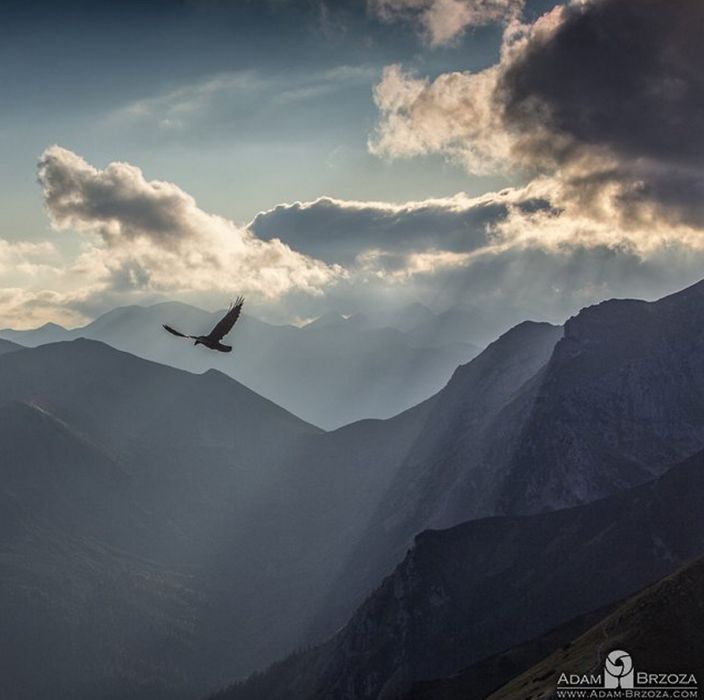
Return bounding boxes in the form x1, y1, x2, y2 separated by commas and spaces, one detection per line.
38, 145, 341, 298
368, 9, 563, 171
0, 147, 344, 328
369, 0, 524, 45
369, 63, 511, 173
5, 119, 704, 334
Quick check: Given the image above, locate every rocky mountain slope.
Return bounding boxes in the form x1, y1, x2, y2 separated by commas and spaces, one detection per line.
403, 603, 617, 700
9, 279, 704, 699
317, 280, 704, 637
489, 555, 704, 699
215, 448, 704, 699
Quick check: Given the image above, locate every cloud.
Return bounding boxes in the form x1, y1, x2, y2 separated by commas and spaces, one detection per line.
0, 287, 92, 330
37, 146, 342, 302
497, 0, 704, 169
4, 165, 704, 336
260, 0, 704, 329
370, 0, 704, 229
369, 0, 524, 45
369, 63, 510, 173
0, 240, 57, 272
244, 180, 704, 339
8, 19, 704, 341
249, 192, 543, 264
0, 146, 345, 328
497, 0, 704, 228
107, 66, 378, 135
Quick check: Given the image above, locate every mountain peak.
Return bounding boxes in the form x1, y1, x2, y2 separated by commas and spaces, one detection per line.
0, 337, 22, 355
656, 276, 704, 304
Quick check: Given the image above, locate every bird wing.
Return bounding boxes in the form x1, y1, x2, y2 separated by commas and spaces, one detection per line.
163, 324, 193, 339
208, 296, 245, 342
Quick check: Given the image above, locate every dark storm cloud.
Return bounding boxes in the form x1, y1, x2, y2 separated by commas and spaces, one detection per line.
373, 0, 704, 227
495, 0, 704, 226
35, 146, 340, 304
249, 195, 517, 263
499, 0, 704, 167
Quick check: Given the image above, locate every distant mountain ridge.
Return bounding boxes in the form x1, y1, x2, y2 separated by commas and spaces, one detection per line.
0, 302, 479, 429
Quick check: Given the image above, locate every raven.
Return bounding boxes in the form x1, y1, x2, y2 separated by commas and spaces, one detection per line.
163, 296, 244, 352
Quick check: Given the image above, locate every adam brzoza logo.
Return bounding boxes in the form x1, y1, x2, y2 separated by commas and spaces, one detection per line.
556, 649, 699, 698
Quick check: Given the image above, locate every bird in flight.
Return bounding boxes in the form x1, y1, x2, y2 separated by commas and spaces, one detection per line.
163, 296, 245, 352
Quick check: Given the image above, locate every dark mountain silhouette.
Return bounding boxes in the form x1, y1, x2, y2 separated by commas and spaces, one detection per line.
0, 302, 479, 428
408, 555, 704, 700
0, 340, 326, 698
489, 555, 704, 699
315, 279, 704, 637
8, 279, 704, 700
0, 339, 436, 698
0, 400, 205, 700
214, 448, 704, 700
403, 603, 618, 700
0, 337, 22, 355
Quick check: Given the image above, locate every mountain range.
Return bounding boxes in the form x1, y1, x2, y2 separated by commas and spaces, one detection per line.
211, 279, 704, 699
0, 337, 22, 355
214, 444, 704, 700
306, 280, 704, 639
0, 338, 439, 698
4, 279, 704, 699
0, 302, 479, 429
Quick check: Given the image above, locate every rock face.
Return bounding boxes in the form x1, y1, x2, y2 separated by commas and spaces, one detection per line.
317, 280, 704, 637
217, 448, 704, 700
498, 285, 704, 515
416, 279, 704, 524
403, 604, 618, 700
489, 555, 704, 700
310, 320, 564, 636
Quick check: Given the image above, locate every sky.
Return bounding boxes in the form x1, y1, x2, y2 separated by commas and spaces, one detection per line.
1, 0, 703, 330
